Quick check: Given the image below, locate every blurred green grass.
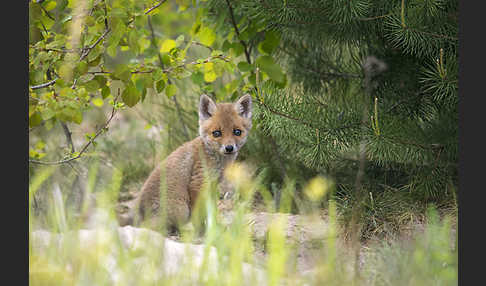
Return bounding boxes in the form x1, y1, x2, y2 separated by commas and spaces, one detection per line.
29, 151, 457, 285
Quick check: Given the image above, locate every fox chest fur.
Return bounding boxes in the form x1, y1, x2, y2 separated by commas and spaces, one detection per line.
138, 94, 252, 229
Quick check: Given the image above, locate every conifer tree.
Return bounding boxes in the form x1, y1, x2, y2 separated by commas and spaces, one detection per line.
202, 0, 458, 202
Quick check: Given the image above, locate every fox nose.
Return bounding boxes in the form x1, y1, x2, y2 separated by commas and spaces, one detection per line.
225, 145, 234, 153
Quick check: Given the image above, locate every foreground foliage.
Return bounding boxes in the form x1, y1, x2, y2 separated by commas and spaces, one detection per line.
29, 163, 457, 286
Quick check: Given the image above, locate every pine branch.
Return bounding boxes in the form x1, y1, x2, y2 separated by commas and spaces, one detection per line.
403, 26, 458, 41
278, 46, 362, 80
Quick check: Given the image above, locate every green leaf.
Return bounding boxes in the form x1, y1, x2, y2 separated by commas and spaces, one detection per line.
210, 50, 224, 57
161, 54, 171, 66
165, 84, 178, 98
134, 76, 148, 93
41, 108, 56, 121
29, 149, 46, 160
152, 69, 164, 82
121, 82, 140, 107
231, 42, 244, 57
190, 21, 201, 36
72, 109, 83, 124
248, 73, 256, 86
85, 132, 95, 141
75, 61, 89, 77
92, 98, 104, 107
134, 76, 149, 101
44, 0, 57, 11
45, 39, 65, 49
138, 37, 151, 53
204, 71, 217, 83
140, 88, 147, 102
94, 75, 107, 88
237, 61, 252, 72
257, 31, 280, 55
35, 141, 46, 150
156, 80, 166, 93
58, 64, 73, 82
191, 71, 204, 85
272, 74, 287, 89
44, 119, 55, 131
87, 49, 102, 65
101, 85, 111, 99
84, 80, 100, 92
29, 112, 43, 127
240, 23, 257, 42
225, 78, 241, 95
160, 39, 177, 53
59, 87, 75, 98
222, 40, 232, 52
256, 55, 285, 84
175, 35, 185, 47
128, 29, 140, 55
112, 65, 131, 82
109, 18, 126, 47
58, 108, 82, 124
60, 15, 72, 24
198, 26, 216, 47
107, 43, 117, 58
203, 62, 217, 83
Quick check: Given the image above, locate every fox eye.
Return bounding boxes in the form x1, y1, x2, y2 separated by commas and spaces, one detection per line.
233, 129, 242, 136
212, 130, 222, 137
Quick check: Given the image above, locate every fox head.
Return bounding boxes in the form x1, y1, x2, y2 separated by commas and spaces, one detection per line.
198, 94, 252, 157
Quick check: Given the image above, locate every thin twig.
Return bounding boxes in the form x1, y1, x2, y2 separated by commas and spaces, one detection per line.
61, 122, 75, 153
79, 28, 111, 61
29, 45, 79, 53
190, 41, 213, 51
103, 0, 109, 30
29, 90, 121, 165
144, 0, 168, 15
225, 0, 252, 64
39, 3, 55, 20
71, 78, 78, 89
30, 78, 58, 90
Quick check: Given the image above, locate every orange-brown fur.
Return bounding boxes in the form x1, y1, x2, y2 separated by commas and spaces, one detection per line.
137, 94, 252, 230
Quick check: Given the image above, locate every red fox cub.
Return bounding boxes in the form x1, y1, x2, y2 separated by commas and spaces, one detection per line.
137, 94, 252, 231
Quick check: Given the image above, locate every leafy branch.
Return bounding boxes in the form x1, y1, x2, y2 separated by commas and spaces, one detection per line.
29, 90, 122, 165
147, 12, 190, 141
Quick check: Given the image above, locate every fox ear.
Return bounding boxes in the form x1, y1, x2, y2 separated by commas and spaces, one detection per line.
199, 94, 217, 120
235, 94, 252, 118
